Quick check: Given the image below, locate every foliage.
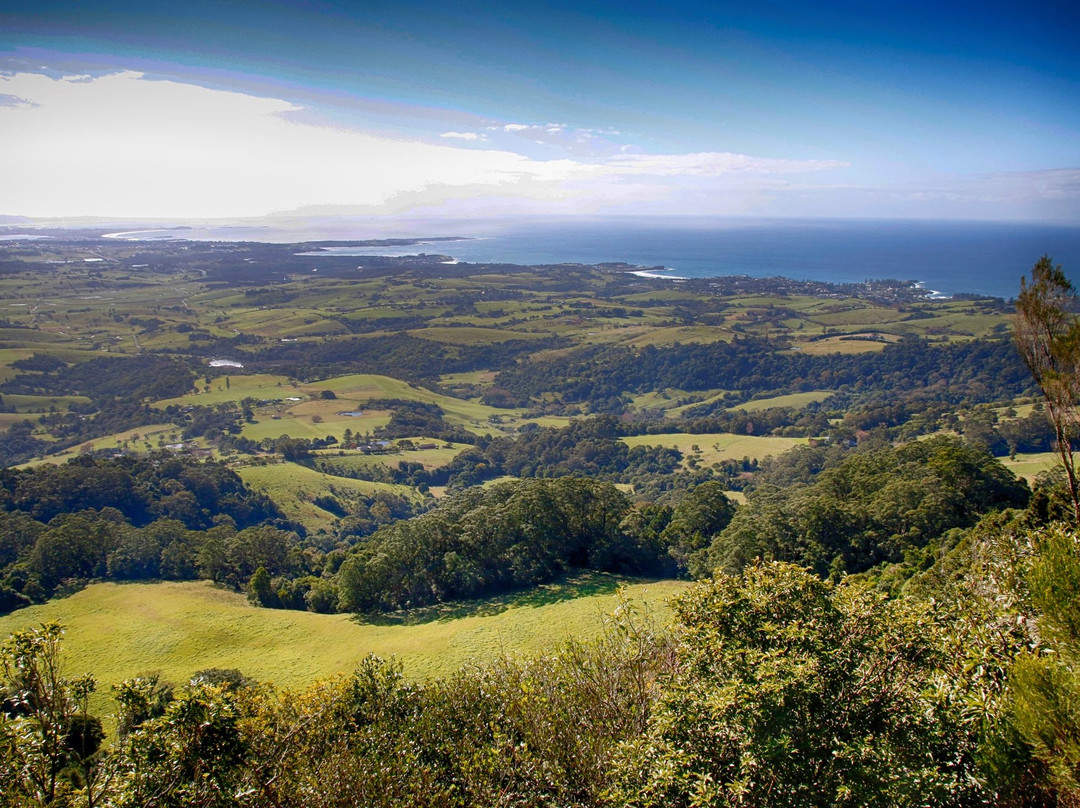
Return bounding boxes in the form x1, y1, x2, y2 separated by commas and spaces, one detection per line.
1011, 524, 1080, 802
1015, 256, 1080, 522
489, 335, 1029, 413
1, 622, 105, 807
1, 355, 194, 406
3, 603, 667, 807
0, 455, 300, 613
336, 477, 650, 612
701, 437, 1028, 578
608, 562, 996, 807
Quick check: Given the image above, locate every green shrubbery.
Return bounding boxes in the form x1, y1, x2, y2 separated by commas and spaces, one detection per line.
5, 513, 1080, 806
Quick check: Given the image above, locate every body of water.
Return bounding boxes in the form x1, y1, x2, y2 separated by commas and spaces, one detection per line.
111, 217, 1080, 299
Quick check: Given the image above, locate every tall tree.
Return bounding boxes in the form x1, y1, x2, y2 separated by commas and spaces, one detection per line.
1015, 256, 1080, 523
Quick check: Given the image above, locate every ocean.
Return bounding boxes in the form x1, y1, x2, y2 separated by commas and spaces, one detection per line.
108, 217, 1080, 300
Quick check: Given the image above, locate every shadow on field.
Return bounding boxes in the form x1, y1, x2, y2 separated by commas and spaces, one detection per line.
351, 572, 627, 626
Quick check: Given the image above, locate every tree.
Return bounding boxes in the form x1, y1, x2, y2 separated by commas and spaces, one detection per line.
1011, 524, 1080, 802
1015, 256, 1080, 523
247, 566, 278, 608
609, 563, 994, 807
660, 481, 736, 572
1, 623, 105, 806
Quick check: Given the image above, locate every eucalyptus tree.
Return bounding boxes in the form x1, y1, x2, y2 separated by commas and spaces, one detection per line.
1015, 256, 1080, 523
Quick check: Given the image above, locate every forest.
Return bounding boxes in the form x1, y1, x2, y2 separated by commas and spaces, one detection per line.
1, 238, 1078, 806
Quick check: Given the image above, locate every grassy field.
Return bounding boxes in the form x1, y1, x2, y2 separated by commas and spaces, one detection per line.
2, 393, 94, 413
408, 326, 547, 345
0, 576, 690, 720
38, 423, 180, 463
154, 372, 529, 442
314, 442, 469, 472
237, 461, 424, 533
731, 391, 834, 412
793, 335, 896, 355
621, 432, 807, 467
152, 374, 297, 408
999, 451, 1059, 484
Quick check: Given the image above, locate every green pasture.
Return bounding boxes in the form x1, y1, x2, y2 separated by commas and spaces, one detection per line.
890, 310, 1008, 338
0, 412, 34, 432
621, 432, 807, 467
439, 370, 498, 386
999, 451, 1059, 485
304, 374, 516, 433
994, 402, 1040, 420
792, 335, 894, 355
617, 289, 703, 303
621, 325, 731, 347
26, 424, 181, 466
2, 393, 93, 413
153, 374, 295, 407
659, 390, 733, 419
218, 307, 347, 338
731, 391, 834, 412
810, 307, 911, 327
408, 326, 545, 345
241, 407, 392, 443
154, 371, 534, 441
628, 388, 700, 413
0, 348, 37, 374
0, 328, 71, 344
237, 461, 423, 532
0, 576, 690, 721
314, 442, 469, 473
722, 295, 803, 308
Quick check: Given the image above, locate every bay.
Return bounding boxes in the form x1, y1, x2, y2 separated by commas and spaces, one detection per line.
112, 217, 1080, 300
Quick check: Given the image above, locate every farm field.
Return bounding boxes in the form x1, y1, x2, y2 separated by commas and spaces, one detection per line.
999, 451, 1059, 484
793, 334, 897, 355
237, 461, 424, 532
621, 432, 808, 467
0, 575, 690, 718
731, 390, 834, 413
27, 423, 180, 466
313, 442, 469, 472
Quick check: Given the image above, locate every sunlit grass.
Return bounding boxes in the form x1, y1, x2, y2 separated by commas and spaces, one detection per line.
0, 576, 690, 719
621, 432, 807, 467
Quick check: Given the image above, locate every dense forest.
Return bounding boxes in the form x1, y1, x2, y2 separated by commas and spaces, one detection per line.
484, 334, 1029, 412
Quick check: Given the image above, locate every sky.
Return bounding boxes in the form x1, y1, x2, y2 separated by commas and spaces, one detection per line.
1, 0, 1078, 223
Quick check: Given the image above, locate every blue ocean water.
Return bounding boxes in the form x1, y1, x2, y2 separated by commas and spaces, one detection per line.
420, 219, 1080, 300
115, 217, 1080, 300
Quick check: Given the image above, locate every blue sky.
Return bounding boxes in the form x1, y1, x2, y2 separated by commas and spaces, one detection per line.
1, 0, 1078, 221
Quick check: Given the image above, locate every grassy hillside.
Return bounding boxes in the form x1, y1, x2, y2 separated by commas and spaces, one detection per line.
621, 432, 807, 467
999, 451, 1058, 484
0, 576, 688, 718
237, 461, 424, 532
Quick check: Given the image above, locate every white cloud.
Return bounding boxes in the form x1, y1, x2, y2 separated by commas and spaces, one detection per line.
0, 71, 586, 217
0, 69, 853, 219
439, 131, 486, 141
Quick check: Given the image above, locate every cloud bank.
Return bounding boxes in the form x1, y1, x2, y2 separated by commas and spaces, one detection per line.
0, 70, 851, 219
0, 69, 1074, 222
